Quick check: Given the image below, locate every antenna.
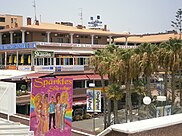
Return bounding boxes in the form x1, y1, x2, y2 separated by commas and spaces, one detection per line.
79, 8, 83, 26
32, 0, 37, 23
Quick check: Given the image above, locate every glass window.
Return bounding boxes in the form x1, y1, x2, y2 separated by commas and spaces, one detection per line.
87, 80, 94, 88
0, 17, 5, 22
95, 80, 102, 87
73, 80, 85, 89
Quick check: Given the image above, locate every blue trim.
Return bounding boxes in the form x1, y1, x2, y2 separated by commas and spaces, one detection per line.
0, 42, 36, 50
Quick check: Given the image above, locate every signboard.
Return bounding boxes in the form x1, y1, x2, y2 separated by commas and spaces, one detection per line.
86, 89, 94, 112
0, 42, 36, 50
18, 66, 32, 71
94, 90, 101, 112
37, 42, 106, 49
6, 65, 17, 70
164, 105, 172, 116
156, 106, 164, 117
86, 89, 101, 112
30, 78, 73, 136
34, 66, 55, 72
56, 65, 84, 72
0, 81, 16, 115
33, 51, 54, 58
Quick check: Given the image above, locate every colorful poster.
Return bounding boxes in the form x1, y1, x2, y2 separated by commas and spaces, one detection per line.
30, 78, 73, 136
86, 89, 94, 112
94, 90, 101, 112
164, 105, 172, 116
86, 89, 101, 112
156, 106, 164, 117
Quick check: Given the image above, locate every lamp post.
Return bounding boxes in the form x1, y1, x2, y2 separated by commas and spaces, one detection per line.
89, 83, 95, 133
143, 96, 152, 119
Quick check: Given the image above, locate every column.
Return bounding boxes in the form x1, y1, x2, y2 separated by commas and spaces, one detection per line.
31, 51, 34, 67
91, 34, 94, 45
70, 33, 74, 44
109, 36, 112, 45
10, 32, 13, 44
125, 37, 128, 46
0, 33, 2, 44
5, 52, 7, 67
46, 32, 51, 43
16, 51, 19, 67
21, 30, 26, 43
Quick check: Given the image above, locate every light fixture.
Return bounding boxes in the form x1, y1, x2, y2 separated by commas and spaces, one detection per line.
143, 96, 151, 105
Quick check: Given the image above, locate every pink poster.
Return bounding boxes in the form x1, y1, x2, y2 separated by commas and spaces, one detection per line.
30, 78, 73, 136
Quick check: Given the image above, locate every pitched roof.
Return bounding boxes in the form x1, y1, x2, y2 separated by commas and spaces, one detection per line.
114, 33, 181, 43
0, 22, 129, 37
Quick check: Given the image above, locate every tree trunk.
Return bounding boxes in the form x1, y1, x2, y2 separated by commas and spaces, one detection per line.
100, 76, 107, 129
138, 93, 142, 120
146, 75, 151, 96
125, 78, 132, 122
171, 72, 175, 105
128, 89, 133, 122
113, 100, 118, 124
164, 70, 168, 96
107, 99, 111, 127
125, 92, 128, 123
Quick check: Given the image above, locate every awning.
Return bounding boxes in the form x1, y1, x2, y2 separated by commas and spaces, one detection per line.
25, 72, 51, 79
0, 70, 35, 80
87, 75, 108, 80
73, 100, 87, 106
56, 75, 88, 80
56, 74, 108, 80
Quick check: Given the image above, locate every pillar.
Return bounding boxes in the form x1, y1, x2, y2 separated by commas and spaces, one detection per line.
16, 51, 19, 67
70, 33, 74, 44
10, 32, 13, 44
21, 30, 26, 43
109, 36, 112, 45
46, 32, 51, 43
125, 37, 128, 46
5, 52, 7, 67
0, 33, 2, 44
91, 34, 94, 45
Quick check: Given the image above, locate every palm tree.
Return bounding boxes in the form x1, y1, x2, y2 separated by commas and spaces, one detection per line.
107, 83, 124, 124
135, 43, 159, 97
90, 49, 109, 129
162, 38, 182, 105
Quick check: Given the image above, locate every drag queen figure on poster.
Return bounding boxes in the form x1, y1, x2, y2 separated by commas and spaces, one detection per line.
60, 91, 70, 130
55, 93, 61, 128
42, 94, 49, 134
34, 93, 43, 135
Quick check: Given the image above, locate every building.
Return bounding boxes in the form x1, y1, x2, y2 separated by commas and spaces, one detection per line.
114, 32, 181, 46
0, 14, 23, 30
0, 17, 129, 117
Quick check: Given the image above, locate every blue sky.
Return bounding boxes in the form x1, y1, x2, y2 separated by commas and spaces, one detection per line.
0, 0, 181, 34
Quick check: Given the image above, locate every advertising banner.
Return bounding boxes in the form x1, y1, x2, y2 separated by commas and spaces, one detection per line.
164, 105, 172, 116
30, 78, 73, 136
86, 89, 94, 112
94, 90, 101, 112
86, 89, 101, 112
156, 106, 164, 117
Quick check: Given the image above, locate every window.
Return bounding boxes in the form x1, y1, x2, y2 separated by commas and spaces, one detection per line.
0, 26, 5, 30
74, 57, 90, 65
11, 18, 13, 23
73, 80, 85, 89
0, 17, 5, 22
57, 38, 63, 43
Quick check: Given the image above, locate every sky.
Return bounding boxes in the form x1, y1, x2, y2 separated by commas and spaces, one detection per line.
0, 0, 181, 34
